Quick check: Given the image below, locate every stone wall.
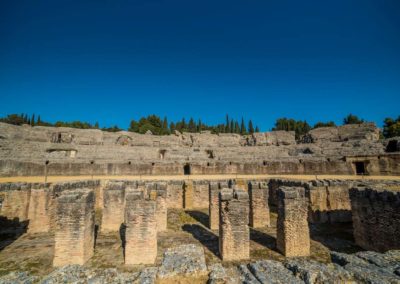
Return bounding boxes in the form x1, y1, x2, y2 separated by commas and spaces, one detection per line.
166, 180, 184, 209
350, 186, 400, 252
219, 188, 250, 261
276, 186, 310, 257
27, 183, 53, 233
124, 189, 157, 265
0, 183, 31, 221
101, 181, 125, 233
53, 188, 95, 266
249, 181, 270, 228
192, 180, 209, 209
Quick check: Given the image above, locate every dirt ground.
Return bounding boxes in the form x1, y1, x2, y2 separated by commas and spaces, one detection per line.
0, 207, 361, 277
1, 174, 399, 183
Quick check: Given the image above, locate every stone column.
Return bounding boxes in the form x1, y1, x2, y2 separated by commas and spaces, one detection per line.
53, 188, 95, 266
124, 189, 157, 265
219, 188, 250, 261
101, 182, 125, 233
249, 181, 270, 228
209, 182, 220, 230
276, 186, 310, 257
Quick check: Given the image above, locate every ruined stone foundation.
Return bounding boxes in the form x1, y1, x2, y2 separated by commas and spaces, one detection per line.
249, 181, 270, 228
53, 188, 95, 266
124, 189, 157, 265
350, 186, 400, 252
219, 188, 250, 261
276, 186, 310, 257
209, 182, 220, 230
101, 182, 125, 233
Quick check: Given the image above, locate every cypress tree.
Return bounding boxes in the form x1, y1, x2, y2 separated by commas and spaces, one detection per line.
230, 119, 234, 134
248, 120, 254, 134
37, 115, 41, 126
255, 126, 260, 133
31, 114, 35, 126
234, 121, 240, 133
240, 117, 246, 135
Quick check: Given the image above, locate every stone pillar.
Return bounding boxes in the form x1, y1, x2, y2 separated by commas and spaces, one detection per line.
124, 189, 157, 265
219, 188, 250, 261
209, 182, 220, 230
53, 188, 95, 266
0, 183, 31, 221
249, 181, 270, 228
276, 186, 310, 257
101, 182, 125, 233
27, 183, 52, 233
183, 180, 193, 209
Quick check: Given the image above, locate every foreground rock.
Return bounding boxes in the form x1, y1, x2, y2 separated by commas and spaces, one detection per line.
1, 249, 400, 284
158, 244, 208, 278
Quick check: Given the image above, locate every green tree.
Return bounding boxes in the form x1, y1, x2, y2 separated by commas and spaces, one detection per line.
383, 116, 400, 138
255, 126, 260, 132
313, 121, 336, 128
234, 121, 240, 133
225, 114, 230, 133
248, 120, 254, 134
240, 118, 246, 135
94, 122, 99, 129
31, 114, 35, 126
343, 114, 364, 125
188, 118, 196, 132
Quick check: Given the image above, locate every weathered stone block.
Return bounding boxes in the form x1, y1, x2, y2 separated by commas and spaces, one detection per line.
249, 181, 270, 228
101, 182, 125, 233
27, 183, 52, 233
219, 188, 249, 261
276, 186, 310, 257
124, 190, 157, 265
350, 187, 400, 252
53, 188, 95, 266
209, 182, 220, 230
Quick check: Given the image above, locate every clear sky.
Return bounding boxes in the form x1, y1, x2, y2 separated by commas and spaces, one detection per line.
1, 0, 399, 130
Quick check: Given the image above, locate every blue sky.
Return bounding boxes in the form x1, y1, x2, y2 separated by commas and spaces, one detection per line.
1, 0, 399, 130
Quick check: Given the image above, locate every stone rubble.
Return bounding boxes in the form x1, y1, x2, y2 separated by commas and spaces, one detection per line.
1, 249, 400, 284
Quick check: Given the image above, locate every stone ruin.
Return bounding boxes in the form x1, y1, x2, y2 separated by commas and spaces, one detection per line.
0, 121, 399, 177
0, 176, 400, 282
124, 189, 157, 265
219, 188, 250, 261
276, 186, 310, 257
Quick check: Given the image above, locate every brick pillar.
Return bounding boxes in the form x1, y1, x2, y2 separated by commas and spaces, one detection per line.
183, 180, 193, 209
27, 183, 52, 233
276, 186, 310, 257
124, 189, 157, 265
209, 182, 220, 230
53, 188, 95, 266
249, 181, 270, 228
219, 188, 250, 261
101, 182, 125, 233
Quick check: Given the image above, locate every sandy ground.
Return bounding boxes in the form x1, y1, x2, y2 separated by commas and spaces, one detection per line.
0, 174, 399, 183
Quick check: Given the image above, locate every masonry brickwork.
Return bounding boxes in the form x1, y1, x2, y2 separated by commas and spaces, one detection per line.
124, 189, 157, 265
249, 181, 270, 228
276, 186, 310, 257
350, 186, 400, 252
53, 188, 95, 266
101, 182, 125, 233
219, 188, 250, 261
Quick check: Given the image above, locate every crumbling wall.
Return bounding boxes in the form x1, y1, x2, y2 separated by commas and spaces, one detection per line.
192, 180, 209, 208
101, 181, 125, 233
166, 180, 184, 209
124, 189, 157, 265
219, 188, 249, 261
27, 183, 53, 233
53, 188, 95, 266
276, 186, 310, 257
0, 183, 31, 221
249, 181, 270, 228
350, 186, 400, 252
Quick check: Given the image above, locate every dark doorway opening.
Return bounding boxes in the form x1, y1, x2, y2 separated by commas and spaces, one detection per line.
184, 164, 191, 175
386, 140, 398, 153
354, 162, 366, 175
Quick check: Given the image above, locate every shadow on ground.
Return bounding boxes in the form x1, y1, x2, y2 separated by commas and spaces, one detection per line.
182, 224, 219, 257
